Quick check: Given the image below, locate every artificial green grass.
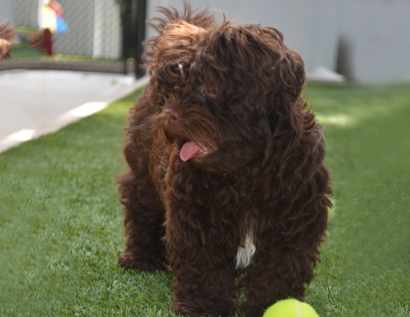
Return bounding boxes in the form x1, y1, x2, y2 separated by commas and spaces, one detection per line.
0, 84, 409, 316
0, 90, 174, 317
306, 84, 410, 316
9, 43, 44, 59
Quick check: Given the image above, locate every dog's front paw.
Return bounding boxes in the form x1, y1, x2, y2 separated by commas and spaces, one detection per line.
118, 253, 167, 271
172, 299, 237, 317
240, 302, 263, 317
172, 302, 208, 317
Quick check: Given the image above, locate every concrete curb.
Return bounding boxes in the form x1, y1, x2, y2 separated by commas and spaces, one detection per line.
0, 59, 133, 74
306, 66, 346, 84
0, 75, 149, 154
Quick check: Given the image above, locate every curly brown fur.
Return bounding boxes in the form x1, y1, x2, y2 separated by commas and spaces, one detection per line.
28, 31, 46, 52
118, 2, 332, 317
0, 23, 14, 60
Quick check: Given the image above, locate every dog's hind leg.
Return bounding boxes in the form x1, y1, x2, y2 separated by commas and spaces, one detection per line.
118, 168, 167, 271
118, 100, 167, 271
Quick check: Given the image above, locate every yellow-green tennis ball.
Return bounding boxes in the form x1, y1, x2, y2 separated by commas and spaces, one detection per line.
263, 299, 319, 317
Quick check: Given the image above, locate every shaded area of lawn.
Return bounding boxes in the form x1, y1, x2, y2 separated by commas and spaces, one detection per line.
0, 84, 409, 316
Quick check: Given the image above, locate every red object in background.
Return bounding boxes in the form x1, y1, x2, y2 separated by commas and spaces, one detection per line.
44, 28, 52, 55
47, 0, 65, 18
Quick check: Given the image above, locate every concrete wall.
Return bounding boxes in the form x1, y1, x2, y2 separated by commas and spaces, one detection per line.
92, 0, 122, 59
52, 0, 96, 57
14, 0, 38, 28
0, 0, 16, 24
336, 0, 410, 83
147, 0, 410, 83
147, 0, 339, 71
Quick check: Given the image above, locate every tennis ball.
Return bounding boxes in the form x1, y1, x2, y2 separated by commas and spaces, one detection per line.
263, 299, 319, 317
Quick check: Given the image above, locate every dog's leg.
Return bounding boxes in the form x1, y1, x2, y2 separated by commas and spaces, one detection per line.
118, 169, 167, 271
171, 267, 238, 317
118, 95, 168, 271
165, 212, 239, 317
240, 249, 314, 317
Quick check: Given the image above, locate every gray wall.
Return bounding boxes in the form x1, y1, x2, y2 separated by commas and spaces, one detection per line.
147, 0, 410, 83
0, 0, 16, 24
92, 0, 121, 59
147, 0, 339, 71
337, 0, 410, 83
52, 0, 95, 57
14, 0, 38, 28
11, 0, 38, 47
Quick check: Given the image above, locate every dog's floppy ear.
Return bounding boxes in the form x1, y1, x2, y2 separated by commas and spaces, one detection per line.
276, 47, 305, 103
199, 25, 306, 116
250, 26, 305, 104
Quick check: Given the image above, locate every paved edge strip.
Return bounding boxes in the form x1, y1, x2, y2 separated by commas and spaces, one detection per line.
0, 75, 149, 154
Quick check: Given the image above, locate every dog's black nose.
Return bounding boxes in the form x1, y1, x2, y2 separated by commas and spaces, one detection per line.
165, 108, 182, 122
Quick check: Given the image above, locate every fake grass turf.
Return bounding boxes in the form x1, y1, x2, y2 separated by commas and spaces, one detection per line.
0, 84, 409, 316
306, 84, 410, 316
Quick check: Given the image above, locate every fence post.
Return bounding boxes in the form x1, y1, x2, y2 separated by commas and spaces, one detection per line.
134, 0, 146, 79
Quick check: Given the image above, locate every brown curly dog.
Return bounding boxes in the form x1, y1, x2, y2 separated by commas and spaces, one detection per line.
118, 2, 332, 317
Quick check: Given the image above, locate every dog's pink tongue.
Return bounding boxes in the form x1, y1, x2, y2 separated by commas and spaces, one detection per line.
180, 142, 203, 161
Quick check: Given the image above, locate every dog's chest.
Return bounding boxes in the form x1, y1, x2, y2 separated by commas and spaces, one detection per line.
149, 143, 257, 268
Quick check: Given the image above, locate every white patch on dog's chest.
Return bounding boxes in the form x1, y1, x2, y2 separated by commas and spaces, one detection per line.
235, 231, 256, 269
